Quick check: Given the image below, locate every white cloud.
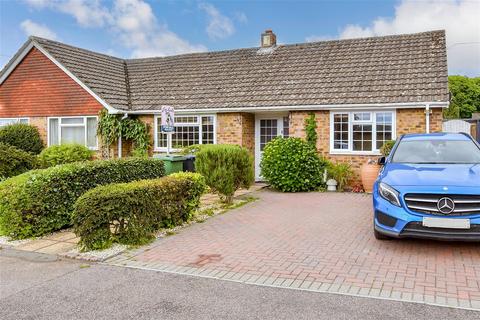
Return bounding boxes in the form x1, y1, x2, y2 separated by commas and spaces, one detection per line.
24, 0, 51, 7
25, 0, 110, 27
23, 0, 207, 58
57, 0, 111, 27
20, 19, 58, 40
235, 12, 248, 24
112, 0, 206, 57
199, 2, 235, 40
308, 0, 480, 76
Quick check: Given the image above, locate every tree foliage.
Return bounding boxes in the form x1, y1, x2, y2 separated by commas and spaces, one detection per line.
444, 76, 480, 119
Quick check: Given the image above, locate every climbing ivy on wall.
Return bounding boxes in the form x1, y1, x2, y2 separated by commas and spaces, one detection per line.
304, 113, 317, 149
97, 109, 150, 158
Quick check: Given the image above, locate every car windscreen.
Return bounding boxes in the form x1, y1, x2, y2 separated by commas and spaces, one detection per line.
391, 139, 480, 164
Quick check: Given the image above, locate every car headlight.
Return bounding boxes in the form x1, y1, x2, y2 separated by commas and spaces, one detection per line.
378, 182, 401, 207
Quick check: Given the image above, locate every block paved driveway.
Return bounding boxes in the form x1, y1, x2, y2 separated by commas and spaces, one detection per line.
107, 190, 480, 310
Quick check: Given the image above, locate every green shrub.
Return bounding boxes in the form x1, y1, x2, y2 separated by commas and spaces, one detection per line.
73, 172, 206, 251
38, 144, 94, 167
0, 142, 37, 179
0, 123, 43, 154
380, 140, 396, 156
195, 144, 254, 204
260, 137, 328, 192
0, 158, 165, 239
328, 162, 354, 192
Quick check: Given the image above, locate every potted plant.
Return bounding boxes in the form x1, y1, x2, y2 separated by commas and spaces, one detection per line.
360, 140, 395, 193
360, 158, 380, 193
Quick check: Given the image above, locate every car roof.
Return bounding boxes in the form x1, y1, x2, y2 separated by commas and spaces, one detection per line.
401, 133, 471, 141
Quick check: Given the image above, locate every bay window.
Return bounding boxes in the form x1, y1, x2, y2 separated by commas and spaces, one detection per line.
330, 111, 395, 153
0, 118, 29, 127
155, 115, 215, 151
48, 116, 98, 149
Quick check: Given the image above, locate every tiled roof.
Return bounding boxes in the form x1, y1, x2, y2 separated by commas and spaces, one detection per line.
6, 31, 449, 111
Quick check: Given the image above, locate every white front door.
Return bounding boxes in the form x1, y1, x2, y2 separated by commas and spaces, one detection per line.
255, 115, 288, 180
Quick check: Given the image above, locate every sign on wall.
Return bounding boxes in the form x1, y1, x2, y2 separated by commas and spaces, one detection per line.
161, 106, 175, 132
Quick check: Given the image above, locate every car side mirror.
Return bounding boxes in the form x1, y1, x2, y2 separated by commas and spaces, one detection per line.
378, 157, 386, 165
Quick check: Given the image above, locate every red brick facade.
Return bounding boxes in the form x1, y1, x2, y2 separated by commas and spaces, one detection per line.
217, 113, 255, 154
0, 48, 102, 117
289, 108, 444, 184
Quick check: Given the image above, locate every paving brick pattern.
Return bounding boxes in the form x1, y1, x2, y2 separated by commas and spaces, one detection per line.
107, 190, 480, 310
15, 231, 79, 255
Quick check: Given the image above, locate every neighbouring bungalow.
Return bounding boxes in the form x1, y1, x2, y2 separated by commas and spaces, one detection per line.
0, 30, 449, 180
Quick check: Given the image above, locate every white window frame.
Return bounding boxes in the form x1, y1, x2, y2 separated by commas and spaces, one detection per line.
330, 110, 396, 155
0, 117, 29, 127
154, 114, 217, 152
47, 116, 98, 150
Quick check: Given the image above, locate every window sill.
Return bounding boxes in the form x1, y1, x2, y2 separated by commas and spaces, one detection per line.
153, 148, 182, 153
329, 151, 382, 156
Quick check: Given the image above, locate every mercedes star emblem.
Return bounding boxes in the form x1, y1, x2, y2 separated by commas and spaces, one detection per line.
437, 197, 455, 214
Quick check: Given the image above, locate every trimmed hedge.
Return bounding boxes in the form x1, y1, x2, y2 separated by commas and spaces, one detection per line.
260, 137, 328, 192
0, 142, 38, 180
0, 123, 44, 154
38, 144, 94, 168
0, 158, 165, 239
195, 144, 254, 203
73, 172, 206, 251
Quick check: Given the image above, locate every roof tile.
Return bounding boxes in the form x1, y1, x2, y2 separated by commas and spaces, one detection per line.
14, 31, 449, 111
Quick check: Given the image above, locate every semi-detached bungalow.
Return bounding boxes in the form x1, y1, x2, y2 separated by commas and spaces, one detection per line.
0, 30, 449, 180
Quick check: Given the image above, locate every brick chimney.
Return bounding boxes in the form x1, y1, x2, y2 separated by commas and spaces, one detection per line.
261, 30, 276, 48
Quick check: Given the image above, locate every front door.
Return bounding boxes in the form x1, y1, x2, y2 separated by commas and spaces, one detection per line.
255, 115, 288, 180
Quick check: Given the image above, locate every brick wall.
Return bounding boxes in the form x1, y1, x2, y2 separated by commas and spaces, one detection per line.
397, 108, 442, 134
217, 112, 255, 154
29, 116, 47, 145
0, 48, 103, 117
289, 108, 444, 185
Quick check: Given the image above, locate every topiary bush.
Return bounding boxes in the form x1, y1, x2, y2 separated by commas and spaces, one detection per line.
195, 144, 254, 204
38, 144, 94, 168
261, 137, 328, 192
0, 142, 38, 180
73, 172, 206, 251
0, 158, 165, 239
0, 123, 44, 154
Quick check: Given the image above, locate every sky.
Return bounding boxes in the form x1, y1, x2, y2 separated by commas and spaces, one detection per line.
0, 0, 479, 76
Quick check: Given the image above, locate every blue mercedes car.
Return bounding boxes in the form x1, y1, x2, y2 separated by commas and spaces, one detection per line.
373, 133, 480, 241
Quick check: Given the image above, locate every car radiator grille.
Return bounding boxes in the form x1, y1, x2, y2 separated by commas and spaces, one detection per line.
404, 194, 480, 216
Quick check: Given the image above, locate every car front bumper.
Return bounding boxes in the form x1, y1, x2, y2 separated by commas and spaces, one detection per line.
373, 185, 480, 242
374, 222, 480, 241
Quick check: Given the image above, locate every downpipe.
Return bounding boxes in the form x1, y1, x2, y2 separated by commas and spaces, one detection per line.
425, 104, 431, 133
